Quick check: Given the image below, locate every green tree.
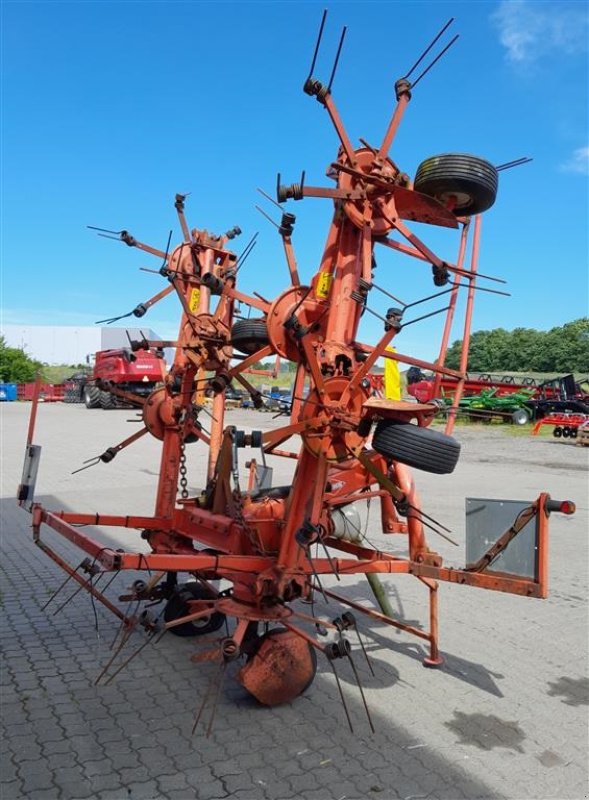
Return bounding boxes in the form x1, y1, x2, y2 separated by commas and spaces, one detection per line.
0, 336, 44, 383
444, 318, 589, 373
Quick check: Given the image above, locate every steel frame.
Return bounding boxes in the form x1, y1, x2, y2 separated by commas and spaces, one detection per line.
18, 14, 575, 709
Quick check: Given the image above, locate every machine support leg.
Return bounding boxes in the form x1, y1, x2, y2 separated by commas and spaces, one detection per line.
420, 577, 443, 667
366, 573, 396, 619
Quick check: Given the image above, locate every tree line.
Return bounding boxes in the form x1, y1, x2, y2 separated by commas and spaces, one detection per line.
444, 318, 589, 373
2, 319, 588, 383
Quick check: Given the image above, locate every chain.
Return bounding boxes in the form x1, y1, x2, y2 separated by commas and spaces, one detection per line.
178, 440, 189, 499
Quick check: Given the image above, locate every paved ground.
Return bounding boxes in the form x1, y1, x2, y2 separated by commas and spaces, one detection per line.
1, 402, 588, 800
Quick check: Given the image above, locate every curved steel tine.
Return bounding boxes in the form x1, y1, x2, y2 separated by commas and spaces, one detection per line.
41, 561, 85, 610
306, 8, 328, 81
328, 659, 354, 733
346, 649, 375, 733
404, 18, 454, 79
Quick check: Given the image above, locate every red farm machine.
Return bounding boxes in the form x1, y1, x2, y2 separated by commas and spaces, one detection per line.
18, 14, 575, 731
62, 347, 165, 409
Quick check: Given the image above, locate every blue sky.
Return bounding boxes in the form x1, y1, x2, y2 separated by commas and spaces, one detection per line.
2, 0, 588, 361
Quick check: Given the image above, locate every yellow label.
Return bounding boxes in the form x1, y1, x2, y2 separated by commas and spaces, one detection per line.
188, 288, 201, 312
316, 271, 333, 299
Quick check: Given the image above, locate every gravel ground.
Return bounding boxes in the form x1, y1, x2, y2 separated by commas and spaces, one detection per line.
1, 401, 587, 800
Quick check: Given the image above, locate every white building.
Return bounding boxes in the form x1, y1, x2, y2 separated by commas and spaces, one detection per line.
1, 326, 162, 365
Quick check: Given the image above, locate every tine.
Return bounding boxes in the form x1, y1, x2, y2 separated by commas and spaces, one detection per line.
110, 598, 140, 650
41, 563, 83, 610
403, 501, 452, 534
255, 205, 280, 229
95, 631, 130, 686
87, 225, 123, 235
401, 305, 451, 328
346, 650, 375, 734
353, 623, 375, 677
235, 239, 258, 274
103, 631, 158, 686
404, 17, 454, 79
319, 538, 340, 581
328, 660, 354, 733
71, 458, 101, 475
192, 657, 223, 735
411, 34, 460, 89
206, 661, 227, 738
371, 281, 407, 307
307, 8, 328, 80
495, 157, 533, 171
305, 551, 329, 604
52, 573, 104, 617
257, 187, 284, 211
327, 26, 347, 92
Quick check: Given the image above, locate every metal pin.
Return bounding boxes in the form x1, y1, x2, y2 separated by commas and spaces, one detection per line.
52, 572, 104, 617
41, 562, 85, 610
328, 659, 354, 733
306, 8, 328, 81
346, 649, 375, 733
404, 18, 454, 79
411, 34, 460, 89
327, 26, 347, 92
192, 657, 224, 735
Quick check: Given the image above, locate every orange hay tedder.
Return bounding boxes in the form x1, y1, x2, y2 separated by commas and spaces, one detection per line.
18, 13, 574, 732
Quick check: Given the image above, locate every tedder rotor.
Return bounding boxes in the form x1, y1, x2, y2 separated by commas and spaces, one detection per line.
18, 14, 575, 732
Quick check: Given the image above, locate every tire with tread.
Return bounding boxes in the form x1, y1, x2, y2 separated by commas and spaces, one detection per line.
511, 408, 530, 426
372, 420, 460, 474
84, 385, 101, 409
414, 154, 498, 217
100, 390, 116, 410
231, 318, 270, 355
163, 583, 225, 637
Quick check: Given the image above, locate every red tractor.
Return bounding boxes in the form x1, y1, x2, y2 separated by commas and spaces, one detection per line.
81, 348, 164, 409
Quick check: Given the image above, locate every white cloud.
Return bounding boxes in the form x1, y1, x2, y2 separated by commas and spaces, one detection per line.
560, 146, 589, 176
492, 1, 589, 65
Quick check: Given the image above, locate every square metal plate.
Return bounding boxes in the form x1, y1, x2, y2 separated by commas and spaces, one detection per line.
465, 497, 537, 579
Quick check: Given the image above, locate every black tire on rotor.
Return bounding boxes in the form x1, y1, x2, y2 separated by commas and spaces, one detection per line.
84, 385, 101, 409
562, 426, 571, 438
163, 583, 225, 637
570, 428, 578, 439
372, 420, 460, 474
553, 427, 563, 438
100, 390, 116, 410
231, 318, 270, 355
414, 154, 498, 217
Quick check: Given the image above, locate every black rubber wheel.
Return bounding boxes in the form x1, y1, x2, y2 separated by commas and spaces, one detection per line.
570, 428, 578, 439
100, 390, 116, 410
231, 318, 270, 355
562, 426, 571, 438
553, 427, 563, 438
63, 387, 78, 404
372, 420, 460, 474
414, 154, 498, 216
163, 583, 225, 637
84, 385, 101, 409
511, 408, 530, 426
249, 485, 291, 501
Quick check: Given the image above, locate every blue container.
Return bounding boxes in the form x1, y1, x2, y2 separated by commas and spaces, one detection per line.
0, 383, 17, 401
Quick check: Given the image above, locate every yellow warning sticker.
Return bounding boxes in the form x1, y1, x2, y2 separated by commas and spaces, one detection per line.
316, 272, 333, 299
188, 288, 201, 312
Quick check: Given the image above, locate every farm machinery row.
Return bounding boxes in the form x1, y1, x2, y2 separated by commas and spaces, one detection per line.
407, 368, 589, 423
18, 14, 575, 730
